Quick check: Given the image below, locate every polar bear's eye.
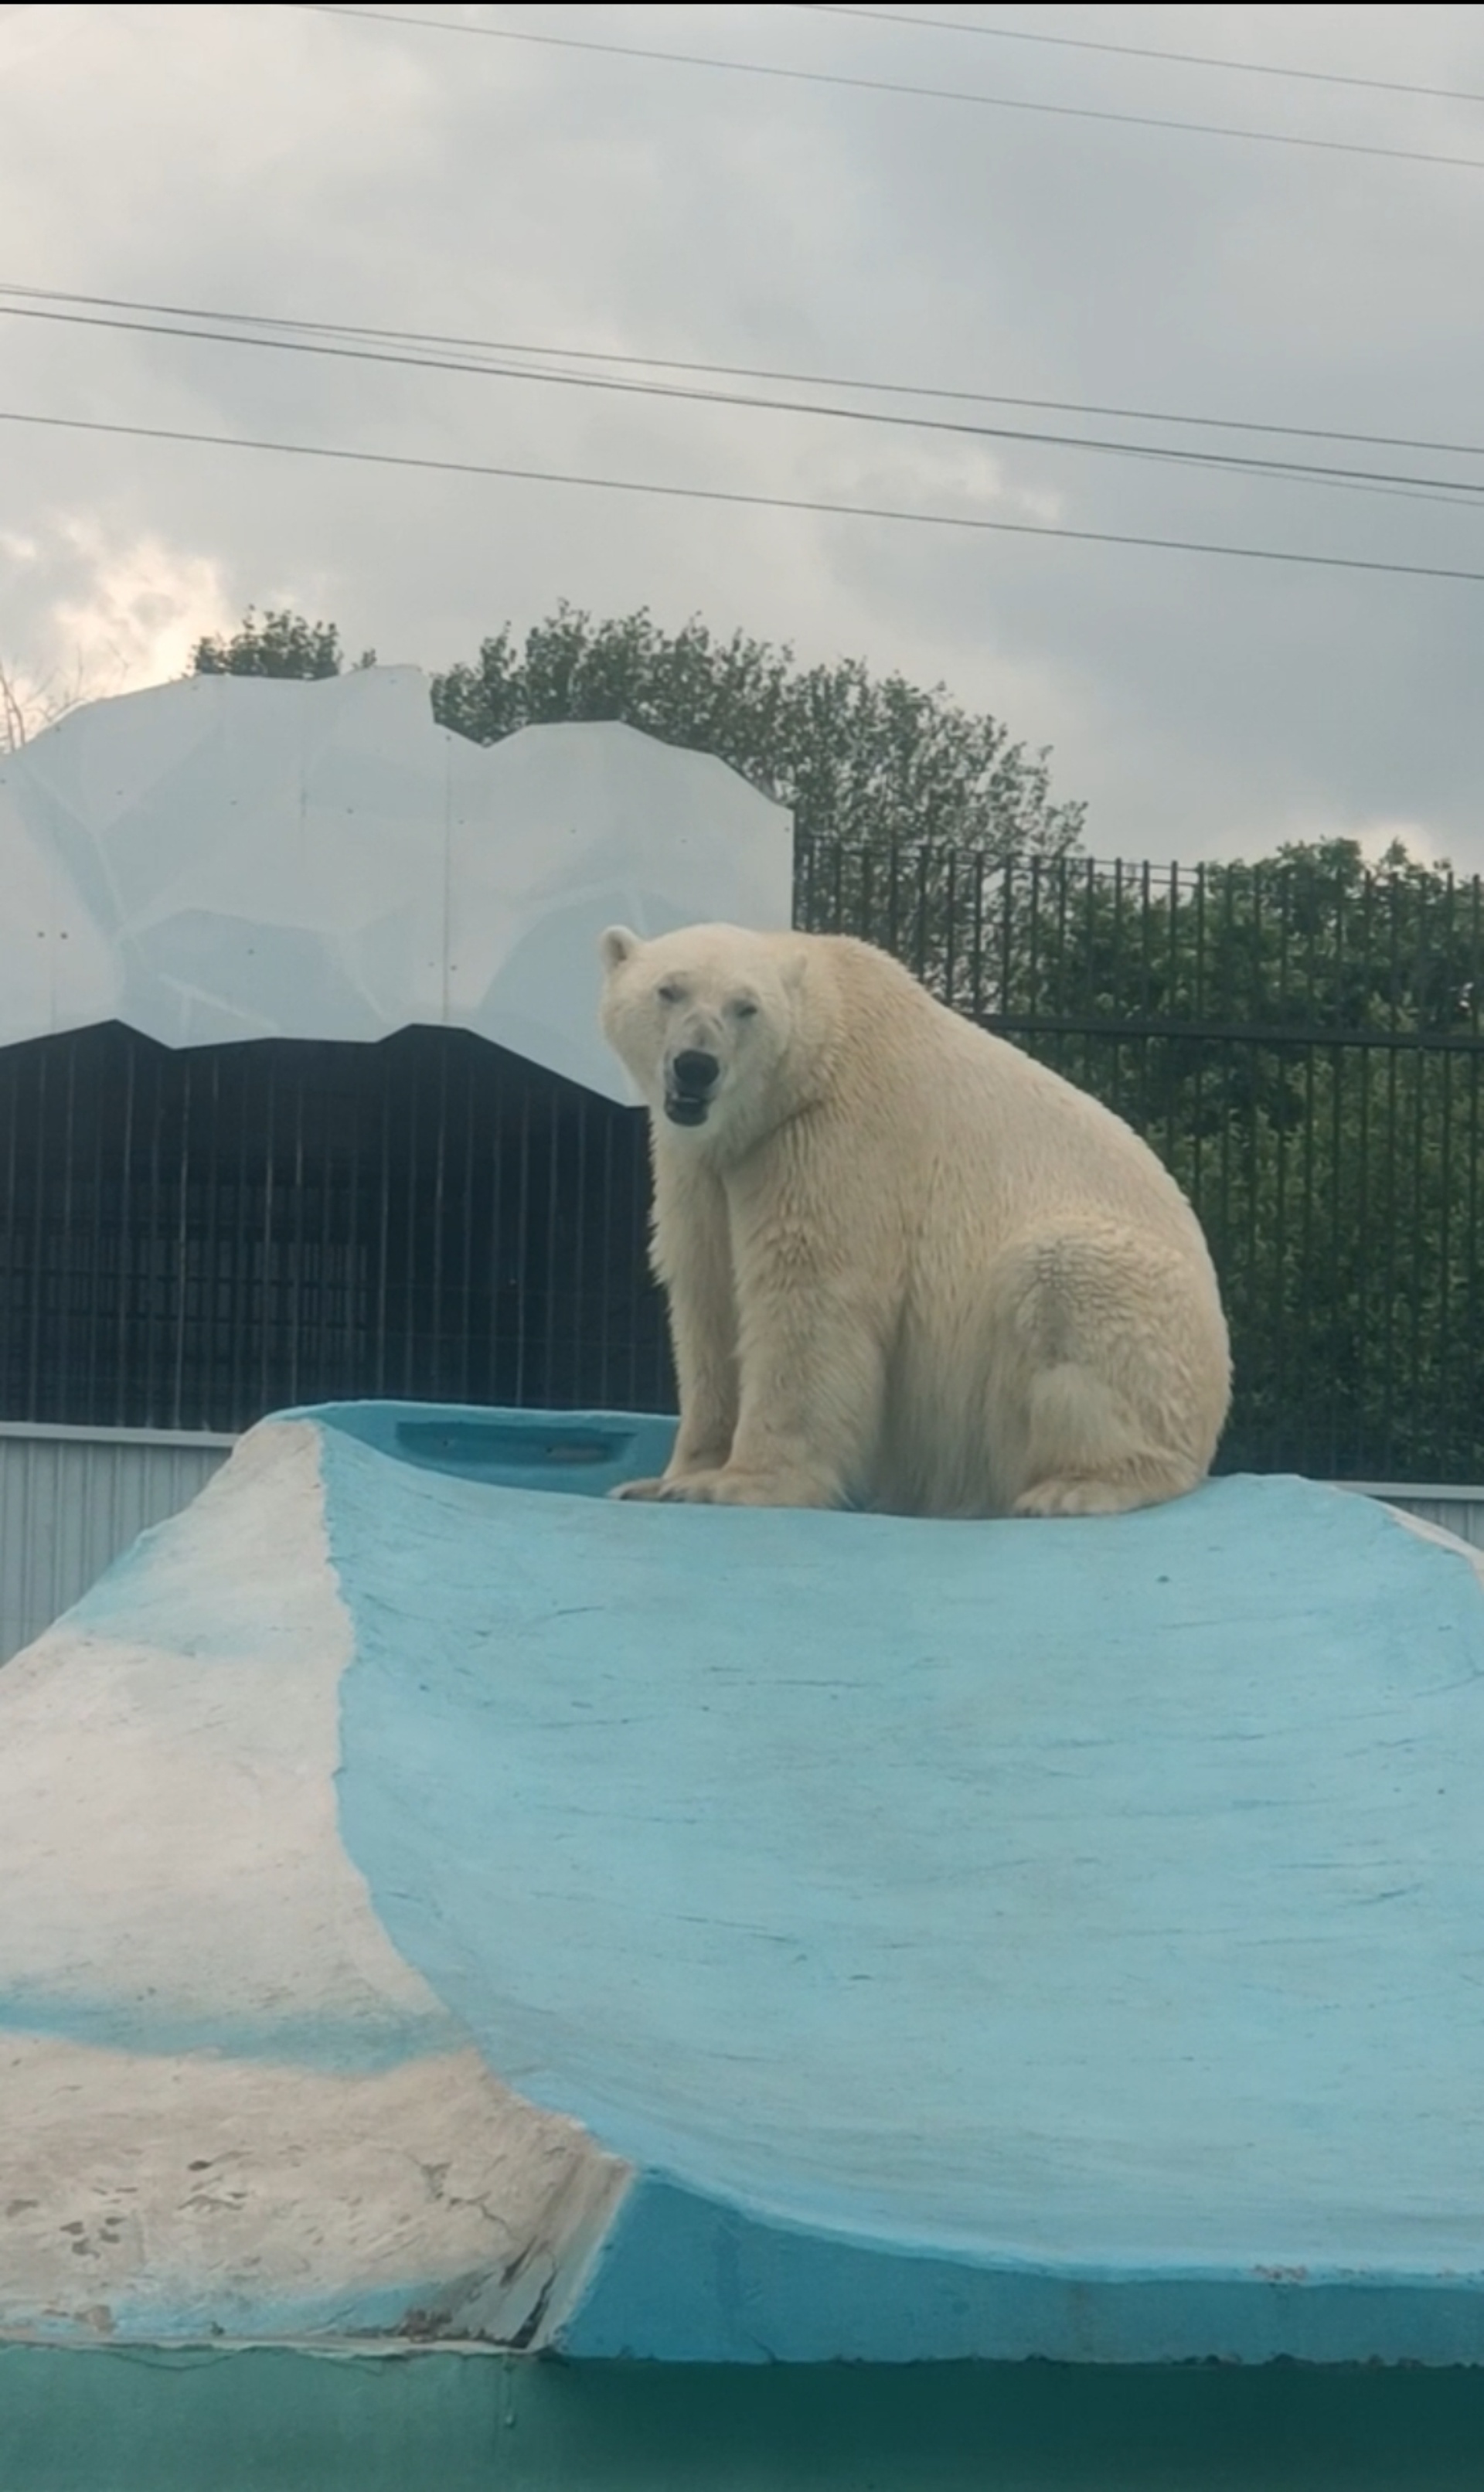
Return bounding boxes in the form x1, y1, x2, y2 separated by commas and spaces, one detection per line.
656, 982, 683, 1005
733, 998, 759, 1020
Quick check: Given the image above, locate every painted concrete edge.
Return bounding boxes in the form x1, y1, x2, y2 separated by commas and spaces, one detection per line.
558, 2178, 1484, 2368
1379, 1499, 1484, 1586
0, 1417, 635, 2352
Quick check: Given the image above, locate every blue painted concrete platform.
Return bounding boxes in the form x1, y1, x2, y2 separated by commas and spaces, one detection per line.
1, 1404, 1482, 2366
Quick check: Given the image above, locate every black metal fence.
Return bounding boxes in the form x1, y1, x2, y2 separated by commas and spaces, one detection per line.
2, 843, 1481, 1480
0, 1026, 667, 1435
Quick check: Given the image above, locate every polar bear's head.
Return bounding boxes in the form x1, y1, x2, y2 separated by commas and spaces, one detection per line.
599, 922, 808, 1142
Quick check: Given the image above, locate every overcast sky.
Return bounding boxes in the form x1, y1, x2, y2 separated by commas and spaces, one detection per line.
2, 2, 1482, 867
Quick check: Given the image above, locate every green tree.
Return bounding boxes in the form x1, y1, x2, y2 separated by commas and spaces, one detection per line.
191, 608, 376, 679
431, 603, 1085, 863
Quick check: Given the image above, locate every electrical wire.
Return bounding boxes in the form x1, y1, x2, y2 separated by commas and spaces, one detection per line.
299, 5, 1484, 177
5, 404, 1482, 581
798, 6, 1484, 111
9, 280, 1482, 465
5, 296, 1483, 513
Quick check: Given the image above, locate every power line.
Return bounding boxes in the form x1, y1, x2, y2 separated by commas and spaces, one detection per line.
799, 5, 1484, 111
11, 279, 1483, 467
7, 295, 1484, 512
300, 5, 1484, 176
4, 404, 1482, 583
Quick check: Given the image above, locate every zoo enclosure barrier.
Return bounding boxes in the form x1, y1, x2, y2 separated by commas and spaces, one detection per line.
0, 843, 1479, 1489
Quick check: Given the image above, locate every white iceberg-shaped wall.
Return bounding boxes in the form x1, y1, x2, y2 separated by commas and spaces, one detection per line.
0, 668, 795, 1104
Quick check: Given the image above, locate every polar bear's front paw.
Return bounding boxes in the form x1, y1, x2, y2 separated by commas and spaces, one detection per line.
653, 1469, 731, 1503
1014, 1474, 1136, 1517
610, 1476, 668, 1501
665, 1467, 839, 1510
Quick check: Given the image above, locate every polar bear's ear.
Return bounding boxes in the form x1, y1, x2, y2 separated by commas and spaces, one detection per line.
599, 925, 640, 973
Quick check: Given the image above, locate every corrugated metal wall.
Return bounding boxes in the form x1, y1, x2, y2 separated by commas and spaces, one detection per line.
0, 1425, 234, 1662
2, 1433, 1482, 1668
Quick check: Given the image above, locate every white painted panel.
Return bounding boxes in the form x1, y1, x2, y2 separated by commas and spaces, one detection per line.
0, 672, 794, 1103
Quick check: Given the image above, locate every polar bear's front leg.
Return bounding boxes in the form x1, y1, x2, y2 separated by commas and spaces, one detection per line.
612, 1151, 740, 1503
658, 1291, 883, 1508
658, 1149, 889, 1510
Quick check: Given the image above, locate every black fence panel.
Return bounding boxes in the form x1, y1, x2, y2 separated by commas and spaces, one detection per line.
0, 1026, 670, 1435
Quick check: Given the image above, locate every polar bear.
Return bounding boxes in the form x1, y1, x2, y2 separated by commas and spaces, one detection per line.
599, 921, 1230, 1519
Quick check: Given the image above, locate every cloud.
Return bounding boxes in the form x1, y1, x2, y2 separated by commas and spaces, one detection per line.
3, 516, 233, 710
1, 2, 1482, 863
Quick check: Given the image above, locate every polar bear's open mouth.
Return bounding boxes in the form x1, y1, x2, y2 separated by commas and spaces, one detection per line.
665, 1094, 710, 1127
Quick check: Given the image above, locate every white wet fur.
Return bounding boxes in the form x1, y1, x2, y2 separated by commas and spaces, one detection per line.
600, 922, 1230, 1517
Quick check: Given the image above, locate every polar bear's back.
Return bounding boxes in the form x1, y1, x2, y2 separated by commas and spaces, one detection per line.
811, 933, 1213, 1259
790, 936, 1229, 1517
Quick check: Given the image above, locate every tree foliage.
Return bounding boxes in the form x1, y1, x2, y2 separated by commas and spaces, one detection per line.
191, 608, 376, 680
434, 604, 1088, 861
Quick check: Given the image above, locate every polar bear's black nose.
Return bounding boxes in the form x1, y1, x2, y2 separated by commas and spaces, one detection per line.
672, 1050, 720, 1095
